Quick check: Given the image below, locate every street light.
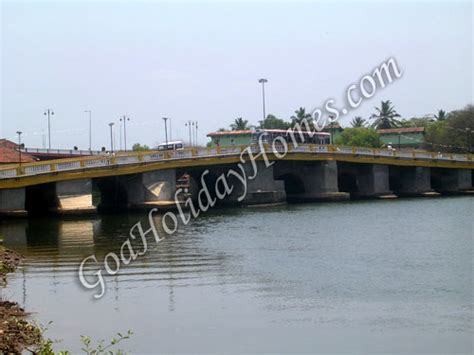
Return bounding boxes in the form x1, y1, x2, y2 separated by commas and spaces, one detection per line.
258, 78, 268, 121
108, 122, 115, 152
466, 128, 472, 153
185, 121, 193, 146
120, 116, 130, 151
195, 121, 198, 146
43, 109, 54, 149
162, 117, 169, 145
16, 131, 22, 166
84, 110, 92, 150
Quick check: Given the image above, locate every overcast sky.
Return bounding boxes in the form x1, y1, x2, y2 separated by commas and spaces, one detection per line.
1, 0, 472, 150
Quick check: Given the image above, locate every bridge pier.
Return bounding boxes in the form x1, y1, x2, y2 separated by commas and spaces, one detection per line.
220, 161, 286, 206
274, 161, 349, 202
125, 170, 177, 209
431, 168, 472, 193
0, 188, 27, 217
338, 163, 393, 199
390, 166, 433, 196
54, 179, 96, 215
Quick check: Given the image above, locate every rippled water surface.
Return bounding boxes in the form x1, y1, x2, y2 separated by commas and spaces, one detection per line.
1, 196, 473, 354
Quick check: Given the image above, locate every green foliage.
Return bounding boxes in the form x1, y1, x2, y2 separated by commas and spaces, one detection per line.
434, 109, 448, 121
33, 322, 133, 355
259, 114, 291, 129
335, 127, 383, 148
290, 107, 312, 125
424, 105, 473, 153
398, 116, 434, 128
230, 117, 249, 131
350, 116, 367, 128
131, 143, 150, 152
370, 100, 401, 129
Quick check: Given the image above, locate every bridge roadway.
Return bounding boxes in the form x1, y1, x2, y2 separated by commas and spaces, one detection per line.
0, 144, 472, 216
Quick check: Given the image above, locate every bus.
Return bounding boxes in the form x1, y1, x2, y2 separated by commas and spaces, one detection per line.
157, 141, 185, 151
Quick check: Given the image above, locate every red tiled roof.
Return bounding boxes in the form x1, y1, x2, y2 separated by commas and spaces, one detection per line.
0, 139, 19, 150
378, 127, 425, 134
0, 140, 36, 164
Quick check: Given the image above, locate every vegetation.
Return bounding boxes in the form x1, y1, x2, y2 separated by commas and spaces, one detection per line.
335, 127, 383, 148
434, 109, 448, 121
230, 117, 250, 131
33, 325, 133, 354
259, 114, 291, 130
424, 105, 473, 153
370, 100, 401, 129
398, 116, 434, 128
132, 143, 150, 151
350, 116, 367, 128
290, 107, 312, 125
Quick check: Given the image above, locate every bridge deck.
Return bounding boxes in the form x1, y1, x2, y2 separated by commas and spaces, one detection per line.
0, 144, 472, 189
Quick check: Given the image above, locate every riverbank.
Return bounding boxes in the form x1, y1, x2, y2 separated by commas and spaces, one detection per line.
0, 245, 42, 353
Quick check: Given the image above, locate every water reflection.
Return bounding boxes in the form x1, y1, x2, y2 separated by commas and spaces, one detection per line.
1, 213, 233, 313
0, 198, 472, 353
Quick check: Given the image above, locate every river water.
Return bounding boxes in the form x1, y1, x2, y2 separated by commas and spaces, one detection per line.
1, 196, 472, 354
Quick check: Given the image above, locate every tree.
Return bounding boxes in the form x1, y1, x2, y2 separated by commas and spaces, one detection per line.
132, 143, 150, 151
335, 128, 383, 148
290, 107, 312, 125
370, 100, 401, 129
425, 105, 474, 153
230, 117, 249, 131
350, 116, 367, 128
259, 114, 291, 130
398, 116, 434, 128
434, 109, 447, 121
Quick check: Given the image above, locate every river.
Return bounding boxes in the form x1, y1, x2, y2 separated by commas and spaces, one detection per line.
1, 196, 472, 354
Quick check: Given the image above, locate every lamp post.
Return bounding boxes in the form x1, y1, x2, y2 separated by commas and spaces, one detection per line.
194, 121, 198, 146
43, 109, 54, 149
258, 78, 268, 121
120, 116, 130, 151
16, 131, 22, 166
169, 118, 172, 141
108, 122, 115, 152
185, 121, 193, 146
466, 128, 472, 153
84, 110, 92, 150
162, 117, 169, 145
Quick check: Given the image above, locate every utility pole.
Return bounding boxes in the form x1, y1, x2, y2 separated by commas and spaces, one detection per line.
466, 128, 472, 153
85, 110, 92, 150
43, 109, 54, 149
169, 118, 172, 141
120, 116, 130, 151
16, 131, 22, 166
162, 117, 169, 145
194, 121, 198, 146
185, 121, 193, 146
258, 78, 268, 121
108, 122, 115, 152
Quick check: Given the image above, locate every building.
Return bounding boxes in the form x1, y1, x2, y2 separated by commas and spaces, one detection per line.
207, 129, 331, 148
377, 127, 425, 150
0, 139, 36, 165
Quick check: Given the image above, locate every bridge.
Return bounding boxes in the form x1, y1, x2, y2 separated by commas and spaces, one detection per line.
0, 144, 472, 216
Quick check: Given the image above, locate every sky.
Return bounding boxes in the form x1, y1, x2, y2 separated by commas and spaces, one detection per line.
1, 0, 472, 150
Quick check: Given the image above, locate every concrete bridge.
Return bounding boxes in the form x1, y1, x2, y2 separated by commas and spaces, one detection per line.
0, 144, 472, 216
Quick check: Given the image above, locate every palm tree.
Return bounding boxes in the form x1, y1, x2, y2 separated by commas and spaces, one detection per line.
434, 109, 447, 121
350, 116, 367, 128
370, 100, 401, 129
230, 117, 250, 131
290, 107, 312, 125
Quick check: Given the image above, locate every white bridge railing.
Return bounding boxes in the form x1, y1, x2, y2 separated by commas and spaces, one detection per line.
1, 144, 472, 181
